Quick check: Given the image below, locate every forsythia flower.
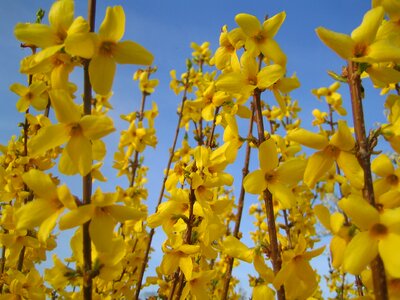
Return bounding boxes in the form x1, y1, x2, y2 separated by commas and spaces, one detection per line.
316, 6, 400, 63
339, 194, 400, 277
66, 6, 154, 95
28, 89, 115, 176
243, 138, 305, 208
288, 120, 363, 189
10, 81, 48, 112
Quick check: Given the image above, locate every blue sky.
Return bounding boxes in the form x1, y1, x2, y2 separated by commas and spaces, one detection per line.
0, 0, 386, 297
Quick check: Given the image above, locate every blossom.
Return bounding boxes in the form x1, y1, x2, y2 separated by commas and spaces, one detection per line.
10, 82, 48, 112
287, 120, 364, 189
339, 194, 400, 277
243, 138, 305, 209
316, 7, 400, 63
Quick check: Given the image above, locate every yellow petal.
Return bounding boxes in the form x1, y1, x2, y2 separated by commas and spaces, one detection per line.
99, 6, 125, 42
243, 170, 268, 194
379, 233, 400, 277
304, 151, 334, 188
367, 39, 400, 63
330, 212, 345, 234
222, 236, 253, 263
343, 231, 378, 275
338, 195, 379, 230
287, 128, 329, 150
253, 285, 275, 300
235, 13, 261, 37
276, 158, 306, 186
58, 147, 79, 175
268, 181, 296, 209
80, 115, 115, 140
257, 64, 285, 89
29, 123, 70, 157
10, 83, 28, 97
315, 27, 355, 60
161, 253, 180, 275
66, 134, 92, 176
336, 151, 364, 189
22, 169, 57, 200
330, 120, 355, 151
48, 0, 74, 34
90, 213, 115, 252
330, 235, 347, 268
16, 199, 55, 230
49, 89, 81, 124
314, 204, 331, 230
89, 55, 116, 96
57, 184, 77, 210
38, 210, 62, 243
59, 204, 95, 230
258, 38, 287, 67
65, 32, 95, 59
14, 23, 57, 48
371, 154, 394, 177
179, 255, 193, 280
262, 11, 286, 38
351, 7, 384, 45
108, 205, 146, 222
259, 139, 279, 171
114, 41, 154, 65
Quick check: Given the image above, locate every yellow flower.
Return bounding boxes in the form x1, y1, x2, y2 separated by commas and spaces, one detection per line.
181, 270, 216, 300
15, 0, 93, 62
216, 51, 286, 101
28, 89, 115, 176
235, 12, 287, 66
59, 188, 146, 253
243, 138, 305, 209
287, 120, 364, 189
15, 169, 76, 242
316, 7, 400, 63
273, 236, 325, 299
372, 154, 400, 208
66, 6, 153, 95
339, 194, 400, 277
221, 236, 253, 263
213, 25, 244, 71
160, 243, 200, 280
10, 82, 48, 112
312, 82, 346, 116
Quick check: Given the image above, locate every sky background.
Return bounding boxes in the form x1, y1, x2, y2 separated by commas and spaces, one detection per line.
0, 0, 387, 297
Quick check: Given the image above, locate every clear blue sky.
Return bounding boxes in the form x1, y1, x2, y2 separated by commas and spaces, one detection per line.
0, 0, 384, 297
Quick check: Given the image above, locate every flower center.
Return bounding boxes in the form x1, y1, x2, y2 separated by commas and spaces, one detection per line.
70, 123, 83, 137
353, 43, 368, 57
370, 223, 388, 239
387, 174, 399, 186
265, 172, 276, 183
99, 41, 117, 57
325, 145, 340, 158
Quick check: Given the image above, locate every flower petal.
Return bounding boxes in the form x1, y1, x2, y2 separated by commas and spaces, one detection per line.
99, 6, 125, 42
28, 123, 70, 157
268, 181, 296, 209
351, 7, 384, 45
371, 154, 395, 177
315, 27, 355, 60
330, 120, 355, 151
14, 23, 57, 48
108, 205, 146, 222
90, 213, 115, 252
22, 169, 57, 200
379, 233, 400, 277
48, 0, 74, 34
338, 194, 379, 230
287, 128, 329, 150
304, 151, 334, 188
336, 151, 364, 189
89, 55, 116, 96
66, 134, 92, 176
59, 204, 94, 230
259, 139, 278, 171
343, 231, 378, 275
235, 13, 261, 37
80, 115, 115, 140
243, 170, 268, 195
114, 41, 153, 65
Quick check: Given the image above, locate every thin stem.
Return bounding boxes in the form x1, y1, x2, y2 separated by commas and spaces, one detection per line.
82, 1, 96, 299
134, 69, 190, 300
221, 103, 255, 300
254, 88, 285, 300
347, 61, 388, 300
206, 106, 220, 148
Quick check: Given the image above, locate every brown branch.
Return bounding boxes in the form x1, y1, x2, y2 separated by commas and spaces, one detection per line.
347, 61, 388, 300
82, 1, 96, 299
221, 103, 255, 300
254, 87, 285, 300
134, 68, 190, 300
